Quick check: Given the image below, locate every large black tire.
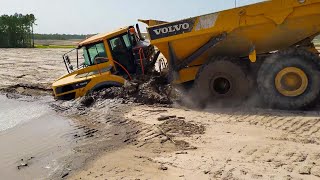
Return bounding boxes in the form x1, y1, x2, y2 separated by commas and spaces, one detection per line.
257, 48, 320, 110
190, 57, 252, 108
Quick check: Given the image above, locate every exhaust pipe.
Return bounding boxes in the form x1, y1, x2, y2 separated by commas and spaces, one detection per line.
136, 24, 145, 41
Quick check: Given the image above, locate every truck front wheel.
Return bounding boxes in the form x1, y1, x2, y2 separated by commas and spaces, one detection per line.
191, 57, 251, 108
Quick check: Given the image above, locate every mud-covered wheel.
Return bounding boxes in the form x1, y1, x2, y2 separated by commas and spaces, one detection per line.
257, 49, 320, 109
191, 57, 251, 108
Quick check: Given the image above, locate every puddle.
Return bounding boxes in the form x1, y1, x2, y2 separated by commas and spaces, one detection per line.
0, 95, 50, 132
0, 95, 75, 179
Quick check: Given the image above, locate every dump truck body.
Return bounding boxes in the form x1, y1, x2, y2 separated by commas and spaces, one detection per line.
145, 0, 320, 83
52, 0, 320, 109
143, 0, 320, 109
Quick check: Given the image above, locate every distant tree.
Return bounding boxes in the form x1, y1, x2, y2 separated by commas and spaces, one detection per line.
33, 33, 91, 40
0, 13, 36, 48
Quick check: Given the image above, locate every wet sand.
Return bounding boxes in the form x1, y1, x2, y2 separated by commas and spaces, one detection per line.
0, 95, 74, 179
0, 48, 67, 89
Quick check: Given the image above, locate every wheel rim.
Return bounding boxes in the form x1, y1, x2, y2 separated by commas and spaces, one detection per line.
210, 77, 231, 95
275, 67, 308, 97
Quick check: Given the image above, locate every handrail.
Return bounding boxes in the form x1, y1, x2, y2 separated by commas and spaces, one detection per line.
138, 48, 145, 75
112, 59, 132, 80
93, 57, 109, 75
91, 57, 133, 81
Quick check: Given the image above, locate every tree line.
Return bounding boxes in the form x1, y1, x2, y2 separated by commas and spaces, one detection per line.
0, 13, 36, 48
34, 34, 90, 40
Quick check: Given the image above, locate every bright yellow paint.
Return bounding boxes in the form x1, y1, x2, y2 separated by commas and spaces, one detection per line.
52, 27, 133, 100
174, 66, 201, 84
146, 0, 320, 84
138, 19, 168, 26
52, 61, 126, 99
275, 67, 308, 97
249, 49, 257, 63
78, 27, 129, 47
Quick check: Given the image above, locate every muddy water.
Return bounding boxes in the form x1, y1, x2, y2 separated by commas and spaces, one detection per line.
0, 95, 74, 179
0, 95, 50, 131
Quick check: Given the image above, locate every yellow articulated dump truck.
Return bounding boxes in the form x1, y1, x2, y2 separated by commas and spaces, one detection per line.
53, 0, 320, 109
141, 0, 320, 109
52, 26, 160, 100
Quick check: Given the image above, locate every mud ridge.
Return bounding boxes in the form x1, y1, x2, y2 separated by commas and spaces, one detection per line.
81, 75, 178, 107
0, 83, 52, 97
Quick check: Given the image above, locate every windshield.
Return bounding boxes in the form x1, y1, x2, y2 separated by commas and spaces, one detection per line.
83, 42, 107, 65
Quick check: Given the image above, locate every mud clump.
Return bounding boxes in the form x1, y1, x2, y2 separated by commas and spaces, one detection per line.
159, 119, 205, 136
82, 75, 176, 106
0, 83, 52, 97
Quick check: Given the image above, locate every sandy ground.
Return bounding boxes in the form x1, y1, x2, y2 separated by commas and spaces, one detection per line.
0, 49, 320, 180
68, 104, 320, 180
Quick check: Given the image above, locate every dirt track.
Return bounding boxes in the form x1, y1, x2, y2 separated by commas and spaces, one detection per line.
1, 49, 320, 179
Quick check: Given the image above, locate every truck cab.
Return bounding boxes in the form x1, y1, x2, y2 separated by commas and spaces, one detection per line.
52, 25, 158, 100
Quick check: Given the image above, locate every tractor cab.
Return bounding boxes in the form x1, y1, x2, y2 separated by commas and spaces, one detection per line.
52, 25, 159, 100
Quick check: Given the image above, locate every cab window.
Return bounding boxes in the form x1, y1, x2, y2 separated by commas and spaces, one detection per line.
109, 35, 135, 73
82, 48, 91, 66
83, 42, 107, 65
88, 42, 107, 63
122, 34, 132, 49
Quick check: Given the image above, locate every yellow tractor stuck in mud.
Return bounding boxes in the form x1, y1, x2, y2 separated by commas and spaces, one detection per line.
52, 26, 160, 100
53, 0, 320, 110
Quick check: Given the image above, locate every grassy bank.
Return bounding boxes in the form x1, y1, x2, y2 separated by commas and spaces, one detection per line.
35, 44, 75, 49
34, 39, 80, 49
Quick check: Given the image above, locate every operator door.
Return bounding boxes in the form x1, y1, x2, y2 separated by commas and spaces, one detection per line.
109, 35, 135, 74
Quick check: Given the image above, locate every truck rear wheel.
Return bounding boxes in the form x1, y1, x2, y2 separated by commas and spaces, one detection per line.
257, 49, 320, 109
191, 57, 251, 108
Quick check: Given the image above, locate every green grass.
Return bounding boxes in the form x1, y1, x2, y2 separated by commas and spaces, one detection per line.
35, 44, 75, 49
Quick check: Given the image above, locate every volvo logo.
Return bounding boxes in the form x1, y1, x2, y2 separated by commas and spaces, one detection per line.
148, 19, 195, 40
153, 23, 191, 35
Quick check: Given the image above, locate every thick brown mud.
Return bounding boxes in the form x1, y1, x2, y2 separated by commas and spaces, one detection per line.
81, 75, 175, 107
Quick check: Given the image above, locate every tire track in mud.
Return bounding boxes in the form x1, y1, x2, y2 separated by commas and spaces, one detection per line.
50, 100, 179, 150
231, 142, 320, 178
49, 99, 181, 179
211, 109, 320, 145
50, 99, 207, 163
196, 109, 320, 178
125, 106, 320, 179
43, 93, 320, 179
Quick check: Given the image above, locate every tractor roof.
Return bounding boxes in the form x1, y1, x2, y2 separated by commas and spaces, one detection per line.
78, 26, 130, 47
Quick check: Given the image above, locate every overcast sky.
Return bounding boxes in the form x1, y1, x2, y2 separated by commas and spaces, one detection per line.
1, 0, 263, 34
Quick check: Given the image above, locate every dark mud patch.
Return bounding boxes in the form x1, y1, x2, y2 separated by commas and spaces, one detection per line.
0, 83, 52, 98
159, 119, 205, 137
81, 76, 177, 107
156, 119, 203, 150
